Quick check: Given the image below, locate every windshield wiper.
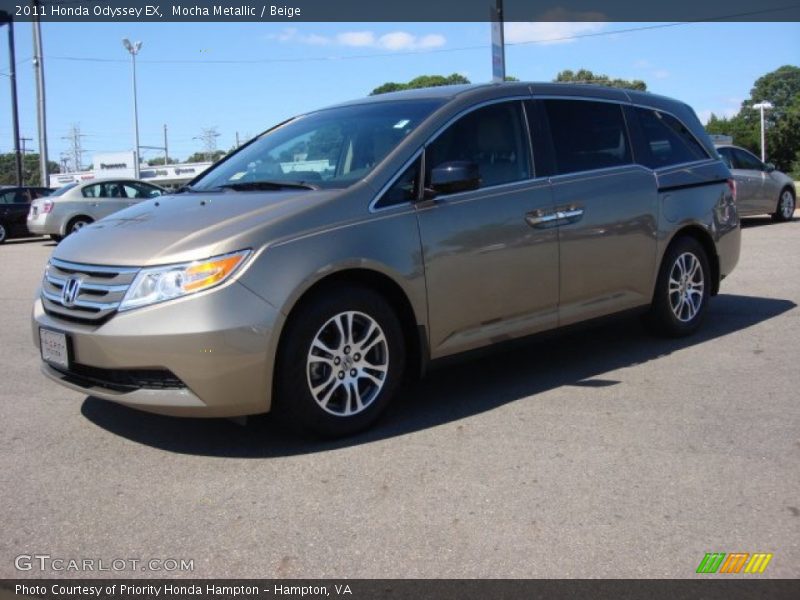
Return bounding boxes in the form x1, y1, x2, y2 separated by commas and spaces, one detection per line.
215, 180, 318, 192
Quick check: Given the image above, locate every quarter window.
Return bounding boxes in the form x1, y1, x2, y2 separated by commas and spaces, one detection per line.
633, 107, 709, 168
425, 101, 530, 190
543, 99, 632, 175
376, 157, 421, 208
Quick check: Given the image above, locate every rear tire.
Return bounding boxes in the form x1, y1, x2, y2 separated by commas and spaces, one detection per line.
0, 222, 7, 244
647, 237, 711, 337
67, 217, 93, 235
274, 284, 406, 437
772, 188, 795, 222
50, 234, 63, 243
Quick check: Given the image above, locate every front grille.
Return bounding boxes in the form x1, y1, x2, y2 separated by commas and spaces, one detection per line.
41, 258, 139, 323
50, 363, 186, 393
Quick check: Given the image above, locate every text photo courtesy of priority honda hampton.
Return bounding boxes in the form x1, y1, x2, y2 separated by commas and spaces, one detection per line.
32, 83, 740, 437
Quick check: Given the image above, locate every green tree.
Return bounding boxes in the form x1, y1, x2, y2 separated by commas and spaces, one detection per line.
0, 153, 61, 186
147, 157, 178, 166
186, 150, 225, 163
704, 65, 800, 175
370, 73, 470, 95
554, 69, 647, 91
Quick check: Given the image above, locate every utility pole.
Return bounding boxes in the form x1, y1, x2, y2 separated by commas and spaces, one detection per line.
20, 136, 32, 153
32, 0, 48, 187
194, 127, 221, 162
1, 10, 23, 186
235, 131, 240, 148
163, 124, 169, 165
490, 0, 506, 83
62, 124, 85, 172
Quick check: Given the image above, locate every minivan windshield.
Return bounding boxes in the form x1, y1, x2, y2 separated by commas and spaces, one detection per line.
190, 99, 443, 192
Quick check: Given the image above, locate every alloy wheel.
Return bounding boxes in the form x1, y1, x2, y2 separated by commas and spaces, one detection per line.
306, 310, 389, 417
668, 252, 705, 323
780, 190, 795, 220
71, 220, 89, 234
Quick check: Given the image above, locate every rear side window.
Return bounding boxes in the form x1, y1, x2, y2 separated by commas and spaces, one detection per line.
731, 148, 763, 170
542, 99, 632, 175
633, 107, 709, 168
717, 147, 734, 169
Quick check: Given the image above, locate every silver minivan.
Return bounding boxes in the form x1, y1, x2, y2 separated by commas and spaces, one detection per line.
32, 83, 740, 436
28, 179, 165, 241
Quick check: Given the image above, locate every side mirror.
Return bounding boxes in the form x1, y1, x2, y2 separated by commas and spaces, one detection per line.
764, 162, 776, 173
425, 161, 480, 197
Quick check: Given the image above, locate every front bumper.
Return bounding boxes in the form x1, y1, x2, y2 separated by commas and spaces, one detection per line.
32, 281, 284, 417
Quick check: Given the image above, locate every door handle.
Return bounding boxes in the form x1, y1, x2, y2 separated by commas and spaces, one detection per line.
525, 211, 559, 228
556, 207, 584, 223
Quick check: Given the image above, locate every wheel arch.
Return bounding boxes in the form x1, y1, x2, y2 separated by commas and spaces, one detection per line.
63, 214, 94, 236
661, 224, 721, 296
274, 267, 429, 384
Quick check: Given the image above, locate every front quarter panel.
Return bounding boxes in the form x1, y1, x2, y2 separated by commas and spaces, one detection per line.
238, 205, 428, 336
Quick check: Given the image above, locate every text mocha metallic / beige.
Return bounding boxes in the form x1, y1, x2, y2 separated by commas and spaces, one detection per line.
32, 83, 741, 436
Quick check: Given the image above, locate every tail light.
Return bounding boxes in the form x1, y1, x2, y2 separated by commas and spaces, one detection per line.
41, 200, 54, 214
727, 178, 737, 202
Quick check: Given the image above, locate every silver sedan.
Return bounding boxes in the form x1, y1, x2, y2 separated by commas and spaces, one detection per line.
27, 179, 165, 241
716, 145, 796, 221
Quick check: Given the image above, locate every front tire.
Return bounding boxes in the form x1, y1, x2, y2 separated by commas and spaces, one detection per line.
647, 237, 711, 337
0, 222, 7, 244
772, 188, 795, 222
274, 285, 406, 437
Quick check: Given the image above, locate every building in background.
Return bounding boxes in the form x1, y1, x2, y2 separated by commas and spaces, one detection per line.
50, 151, 213, 190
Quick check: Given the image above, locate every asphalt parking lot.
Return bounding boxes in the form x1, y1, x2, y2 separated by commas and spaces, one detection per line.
1, 215, 799, 579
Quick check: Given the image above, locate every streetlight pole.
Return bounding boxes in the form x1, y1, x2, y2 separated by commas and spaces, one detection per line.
1, 10, 23, 186
752, 101, 773, 163
122, 38, 143, 179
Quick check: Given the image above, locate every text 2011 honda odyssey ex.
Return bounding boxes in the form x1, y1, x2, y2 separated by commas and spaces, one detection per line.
33, 83, 740, 436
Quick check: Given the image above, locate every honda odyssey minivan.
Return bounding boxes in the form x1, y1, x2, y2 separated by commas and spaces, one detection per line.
32, 83, 740, 436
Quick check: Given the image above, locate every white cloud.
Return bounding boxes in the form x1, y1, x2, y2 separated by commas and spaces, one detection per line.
653, 69, 670, 79
268, 29, 446, 52
504, 21, 606, 45
336, 31, 376, 47
504, 9, 607, 45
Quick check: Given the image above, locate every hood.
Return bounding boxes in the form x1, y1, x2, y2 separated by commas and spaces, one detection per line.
52, 189, 342, 266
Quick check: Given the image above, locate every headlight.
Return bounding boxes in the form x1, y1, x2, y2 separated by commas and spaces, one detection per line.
119, 250, 251, 311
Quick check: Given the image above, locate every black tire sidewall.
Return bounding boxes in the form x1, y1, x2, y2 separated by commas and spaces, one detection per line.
0, 222, 7, 244
649, 237, 711, 337
773, 188, 795, 222
275, 285, 406, 437
69, 218, 91, 235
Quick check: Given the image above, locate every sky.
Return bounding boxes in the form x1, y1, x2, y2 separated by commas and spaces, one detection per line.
0, 20, 798, 169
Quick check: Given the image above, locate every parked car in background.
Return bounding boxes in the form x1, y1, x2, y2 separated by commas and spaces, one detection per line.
32, 83, 740, 437
27, 179, 165, 241
0, 186, 54, 244
715, 145, 796, 221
